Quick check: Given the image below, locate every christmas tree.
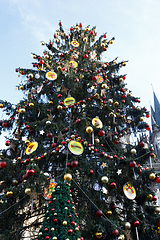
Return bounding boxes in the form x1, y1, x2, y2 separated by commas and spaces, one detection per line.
0, 21, 160, 240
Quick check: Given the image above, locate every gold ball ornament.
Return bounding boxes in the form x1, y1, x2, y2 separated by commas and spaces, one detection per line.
131, 148, 136, 154
57, 66, 62, 71
122, 62, 126, 66
6, 191, 13, 197
19, 108, 26, 114
51, 227, 55, 232
52, 237, 57, 240
83, 37, 88, 42
57, 105, 63, 110
109, 40, 113, 44
101, 43, 105, 48
41, 41, 45, 45
19, 86, 24, 90
63, 221, 67, 226
39, 232, 43, 236
44, 54, 49, 59
118, 235, 125, 240
124, 222, 131, 230
106, 210, 112, 217
108, 99, 113, 104
12, 179, 18, 186
29, 103, 34, 107
25, 139, 31, 146
149, 173, 156, 180
86, 126, 93, 133
147, 194, 153, 201
101, 176, 109, 183
95, 232, 103, 238
64, 173, 72, 181
155, 207, 160, 213
32, 54, 37, 59
114, 101, 119, 106
49, 101, 53, 105
139, 117, 144, 122
28, 73, 33, 78
119, 78, 123, 82
25, 188, 31, 195
101, 83, 108, 89
75, 227, 79, 232
0, 104, 3, 108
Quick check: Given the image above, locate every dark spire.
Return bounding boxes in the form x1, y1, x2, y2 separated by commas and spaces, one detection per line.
153, 90, 160, 127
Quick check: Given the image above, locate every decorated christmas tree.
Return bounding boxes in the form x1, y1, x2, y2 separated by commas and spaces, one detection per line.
36, 180, 82, 240
0, 21, 160, 240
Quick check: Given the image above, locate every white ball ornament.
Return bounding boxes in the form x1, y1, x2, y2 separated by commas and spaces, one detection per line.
101, 176, 109, 183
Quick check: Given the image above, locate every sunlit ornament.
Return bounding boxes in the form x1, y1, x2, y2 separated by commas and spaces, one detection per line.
64, 173, 72, 181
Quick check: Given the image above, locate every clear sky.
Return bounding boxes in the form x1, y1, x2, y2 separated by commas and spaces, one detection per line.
0, 0, 159, 148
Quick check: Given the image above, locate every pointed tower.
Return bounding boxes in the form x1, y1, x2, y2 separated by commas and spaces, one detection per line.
150, 90, 160, 159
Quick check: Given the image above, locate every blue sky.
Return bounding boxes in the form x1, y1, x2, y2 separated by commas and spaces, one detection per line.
0, 0, 159, 148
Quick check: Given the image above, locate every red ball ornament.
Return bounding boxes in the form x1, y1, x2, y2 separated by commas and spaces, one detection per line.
45, 228, 48, 232
52, 143, 57, 148
157, 220, 160, 227
23, 173, 30, 180
45, 237, 49, 240
112, 229, 119, 236
68, 229, 73, 234
76, 119, 81, 123
71, 221, 75, 226
139, 141, 144, 147
0, 161, 7, 168
25, 125, 30, 129
133, 220, 139, 227
54, 219, 58, 222
66, 162, 71, 167
129, 161, 136, 168
156, 177, 160, 183
27, 169, 35, 176
103, 34, 107, 38
146, 114, 150, 118
71, 161, 78, 168
98, 130, 105, 137
89, 169, 94, 175
47, 132, 53, 138
95, 209, 103, 217
110, 182, 117, 188
146, 127, 150, 131
5, 141, 11, 146
2, 122, 8, 127
59, 21, 62, 26
92, 76, 97, 81
79, 23, 82, 28
113, 139, 119, 144
122, 94, 127, 99
152, 196, 157, 201
111, 204, 116, 210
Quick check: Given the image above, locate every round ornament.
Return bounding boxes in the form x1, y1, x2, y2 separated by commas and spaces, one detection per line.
69, 60, 78, 68
0, 161, 7, 168
46, 71, 57, 80
64, 97, 75, 106
96, 75, 103, 84
156, 177, 160, 183
44, 181, 57, 199
124, 222, 131, 230
26, 141, 38, 155
25, 188, 31, 195
64, 173, 72, 181
101, 176, 108, 183
71, 40, 79, 47
92, 117, 103, 128
149, 173, 156, 180
131, 149, 136, 154
95, 232, 103, 238
37, 84, 43, 93
68, 140, 83, 155
86, 126, 93, 133
123, 183, 136, 200
95, 209, 103, 217
35, 73, 40, 79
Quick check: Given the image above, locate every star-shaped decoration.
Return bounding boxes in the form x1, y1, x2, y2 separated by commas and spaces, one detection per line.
91, 86, 95, 90
0, 199, 4, 204
55, 131, 65, 141
61, 85, 69, 95
101, 89, 106, 97
106, 131, 113, 140
123, 230, 132, 240
22, 136, 27, 142
117, 169, 122, 175
127, 119, 132, 124
82, 104, 86, 108
102, 187, 108, 195
47, 113, 54, 121
101, 162, 107, 168
10, 143, 16, 151
57, 86, 61, 92
40, 130, 45, 135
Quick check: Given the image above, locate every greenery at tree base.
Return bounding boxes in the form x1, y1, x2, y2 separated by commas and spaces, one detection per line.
0, 21, 160, 240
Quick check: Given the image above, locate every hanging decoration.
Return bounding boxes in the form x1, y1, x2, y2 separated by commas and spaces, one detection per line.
71, 40, 79, 47
123, 183, 136, 200
92, 116, 103, 128
64, 96, 75, 106
44, 181, 57, 200
26, 141, 38, 155
68, 140, 83, 155
46, 71, 57, 80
